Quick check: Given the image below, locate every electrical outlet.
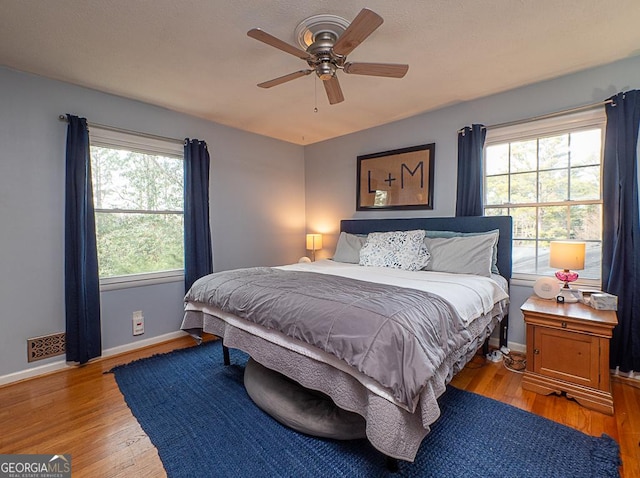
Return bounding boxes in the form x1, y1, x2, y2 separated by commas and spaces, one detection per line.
133, 310, 144, 336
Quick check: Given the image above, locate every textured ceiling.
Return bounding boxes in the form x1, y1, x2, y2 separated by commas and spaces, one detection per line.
1, 0, 639, 145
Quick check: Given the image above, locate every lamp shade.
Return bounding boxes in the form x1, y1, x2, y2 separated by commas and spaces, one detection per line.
549, 241, 585, 270
306, 234, 323, 251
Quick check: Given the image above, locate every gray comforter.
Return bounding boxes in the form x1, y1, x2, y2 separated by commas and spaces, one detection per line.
185, 267, 471, 410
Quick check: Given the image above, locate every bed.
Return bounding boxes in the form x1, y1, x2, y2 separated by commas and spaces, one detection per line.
181, 216, 512, 462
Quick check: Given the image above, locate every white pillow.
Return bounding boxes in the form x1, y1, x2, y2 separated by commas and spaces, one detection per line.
333, 232, 367, 264
359, 230, 430, 271
423, 232, 498, 277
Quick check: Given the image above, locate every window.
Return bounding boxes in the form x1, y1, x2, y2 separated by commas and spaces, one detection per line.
90, 128, 184, 286
483, 109, 605, 282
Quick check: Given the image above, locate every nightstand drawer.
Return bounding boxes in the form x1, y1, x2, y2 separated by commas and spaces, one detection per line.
524, 314, 607, 336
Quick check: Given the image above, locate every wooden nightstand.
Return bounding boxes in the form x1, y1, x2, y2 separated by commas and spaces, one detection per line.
521, 295, 618, 415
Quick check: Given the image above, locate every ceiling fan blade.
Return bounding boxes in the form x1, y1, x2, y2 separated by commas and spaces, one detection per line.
343, 62, 409, 78
333, 8, 384, 56
247, 28, 311, 60
323, 76, 344, 105
258, 70, 313, 89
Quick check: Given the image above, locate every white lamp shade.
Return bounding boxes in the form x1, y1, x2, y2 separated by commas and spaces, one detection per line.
306, 234, 323, 251
549, 241, 586, 270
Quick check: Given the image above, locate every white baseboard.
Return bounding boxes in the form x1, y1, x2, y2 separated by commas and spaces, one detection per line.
101, 330, 189, 358
0, 359, 69, 387
0, 330, 189, 387
488, 337, 526, 353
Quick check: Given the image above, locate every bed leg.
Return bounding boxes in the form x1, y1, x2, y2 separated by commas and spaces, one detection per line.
482, 338, 490, 356
500, 314, 509, 348
222, 345, 230, 366
385, 456, 399, 473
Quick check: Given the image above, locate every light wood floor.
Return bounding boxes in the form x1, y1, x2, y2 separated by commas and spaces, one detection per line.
1, 337, 638, 477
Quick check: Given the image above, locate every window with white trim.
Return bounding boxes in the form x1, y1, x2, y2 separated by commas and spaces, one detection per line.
483, 109, 605, 281
89, 128, 184, 284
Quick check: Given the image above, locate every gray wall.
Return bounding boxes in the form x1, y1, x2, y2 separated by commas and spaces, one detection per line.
0, 66, 305, 378
304, 55, 640, 349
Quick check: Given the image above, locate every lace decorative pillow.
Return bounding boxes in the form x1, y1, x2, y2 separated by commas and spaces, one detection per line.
359, 230, 430, 271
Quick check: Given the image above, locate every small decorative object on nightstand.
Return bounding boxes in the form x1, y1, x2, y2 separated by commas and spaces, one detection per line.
521, 295, 617, 415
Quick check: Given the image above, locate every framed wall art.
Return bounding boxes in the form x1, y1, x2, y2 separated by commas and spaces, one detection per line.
356, 143, 435, 211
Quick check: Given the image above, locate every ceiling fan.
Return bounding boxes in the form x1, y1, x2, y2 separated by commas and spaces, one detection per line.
247, 8, 409, 105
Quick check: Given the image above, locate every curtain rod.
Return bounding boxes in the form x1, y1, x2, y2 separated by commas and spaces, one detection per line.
457, 98, 613, 134
58, 114, 185, 145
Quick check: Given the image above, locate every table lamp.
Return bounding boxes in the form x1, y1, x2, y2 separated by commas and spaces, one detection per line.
306, 234, 323, 262
549, 241, 586, 303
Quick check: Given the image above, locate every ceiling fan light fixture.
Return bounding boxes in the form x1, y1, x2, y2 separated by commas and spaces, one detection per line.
316, 61, 336, 80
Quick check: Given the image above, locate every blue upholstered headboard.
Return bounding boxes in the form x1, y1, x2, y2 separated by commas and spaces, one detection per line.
340, 216, 513, 280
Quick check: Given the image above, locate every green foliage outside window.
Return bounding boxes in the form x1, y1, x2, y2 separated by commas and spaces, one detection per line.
91, 145, 184, 278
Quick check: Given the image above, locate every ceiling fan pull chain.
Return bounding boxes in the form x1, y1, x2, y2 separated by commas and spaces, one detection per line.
314, 76, 318, 113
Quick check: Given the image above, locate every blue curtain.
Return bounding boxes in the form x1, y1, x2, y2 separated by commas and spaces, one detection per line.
456, 124, 487, 216
65, 114, 101, 364
184, 138, 213, 292
602, 90, 640, 373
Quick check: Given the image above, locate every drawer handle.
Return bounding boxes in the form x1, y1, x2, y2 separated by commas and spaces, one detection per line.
534, 349, 540, 355
561, 321, 567, 328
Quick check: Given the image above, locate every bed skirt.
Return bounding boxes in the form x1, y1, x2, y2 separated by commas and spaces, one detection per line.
181, 303, 505, 461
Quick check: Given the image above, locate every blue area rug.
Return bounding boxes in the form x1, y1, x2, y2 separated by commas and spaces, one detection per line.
111, 340, 620, 477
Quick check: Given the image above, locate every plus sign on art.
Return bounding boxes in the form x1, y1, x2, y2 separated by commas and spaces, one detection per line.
357, 143, 435, 210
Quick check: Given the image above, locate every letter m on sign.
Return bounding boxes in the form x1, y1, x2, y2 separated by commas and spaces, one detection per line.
401, 161, 423, 189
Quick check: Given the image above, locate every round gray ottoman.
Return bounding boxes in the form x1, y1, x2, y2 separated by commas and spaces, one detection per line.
244, 357, 367, 440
